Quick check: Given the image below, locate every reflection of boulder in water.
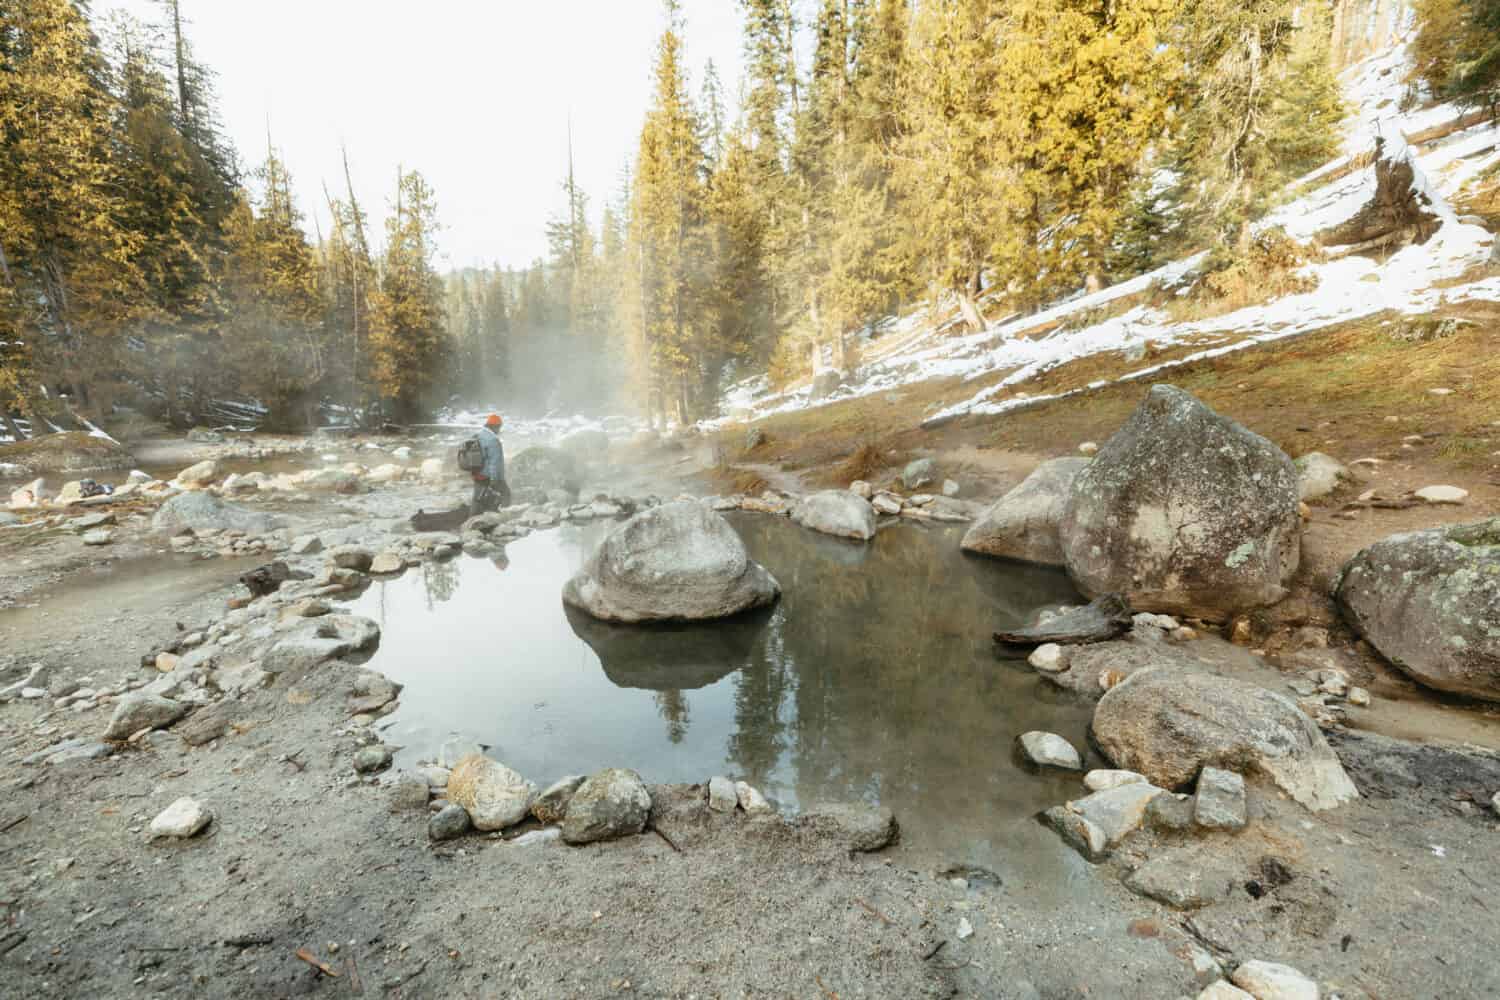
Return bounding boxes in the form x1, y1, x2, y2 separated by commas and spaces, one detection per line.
958, 548, 1081, 623
565, 604, 772, 691
730, 510, 871, 568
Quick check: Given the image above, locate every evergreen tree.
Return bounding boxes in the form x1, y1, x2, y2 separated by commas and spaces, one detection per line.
369, 169, 448, 421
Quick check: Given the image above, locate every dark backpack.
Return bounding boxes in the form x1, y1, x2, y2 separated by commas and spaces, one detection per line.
457, 436, 485, 472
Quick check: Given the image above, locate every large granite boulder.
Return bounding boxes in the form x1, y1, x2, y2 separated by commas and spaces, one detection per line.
509, 446, 581, 499
1092, 668, 1357, 811
793, 490, 877, 541
151, 492, 284, 536
562, 501, 780, 623
1335, 519, 1500, 701
1058, 385, 1301, 619
561, 768, 651, 844
962, 458, 1089, 565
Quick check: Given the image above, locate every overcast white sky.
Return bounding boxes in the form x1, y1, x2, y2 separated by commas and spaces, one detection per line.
99, 1, 747, 270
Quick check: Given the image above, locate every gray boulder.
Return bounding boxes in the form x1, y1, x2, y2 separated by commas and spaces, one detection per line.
793, 490, 877, 541
800, 803, 900, 852
901, 457, 937, 490
563, 501, 780, 623
509, 446, 581, 499
151, 492, 284, 536
961, 458, 1089, 565
561, 768, 651, 844
1018, 731, 1083, 771
104, 693, 188, 740
1059, 385, 1301, 619
428, 803, 472, 841
1335, 519, 1500, 701
1294, 452, 1351, 501
1092, 669, 1357, 811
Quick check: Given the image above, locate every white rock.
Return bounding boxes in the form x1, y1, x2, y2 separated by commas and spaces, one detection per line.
1347, 686, 1370, 707
734, 780, 774, 816
420, 458, 445, 481
1491, 791, 1499, 816
369, 551, 404, 574
1078, 441, 1099, 455
941, 479, 960, 497
1230, 960, 1319, 1000
849, 480, 873, 499
956, 917, 974, 940
1198, 983, 1255, 1000
1065, 782, 1163, 846
1027, 643, 1069, 673
1084, 769, 1148, 792
871, 493, 902, 516
177, 460, 219, 488
148, 797, 212, 839
1019, 731, 1082, 771
708, 776, 738, 813
1414, 485, 1467, 505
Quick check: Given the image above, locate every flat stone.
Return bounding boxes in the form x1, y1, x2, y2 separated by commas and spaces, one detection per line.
708, 775, 738, 813
428, 803, 472, 841
148, 797, 212, 839
1041, 806, 1108, 862
1194, 767, 1248, 831
177, 706, 231, 747
1019, 731, 1083, 771
1230, 960, 1319, 1000
1414, 485, 1467, 504
1065, 782, 1162, 847
1084, 769, 1148, 792
1125, 848, 1239, 909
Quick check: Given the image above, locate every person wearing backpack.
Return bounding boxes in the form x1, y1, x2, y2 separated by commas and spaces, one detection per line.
465, 413, 510, 515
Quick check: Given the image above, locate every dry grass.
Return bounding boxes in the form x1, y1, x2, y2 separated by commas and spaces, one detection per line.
1164, 231, 1322, 325
834, 441, 890, 486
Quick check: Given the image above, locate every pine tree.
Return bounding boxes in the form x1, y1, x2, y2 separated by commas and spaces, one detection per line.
369, 170, 448, 422
321, 148, 379, 414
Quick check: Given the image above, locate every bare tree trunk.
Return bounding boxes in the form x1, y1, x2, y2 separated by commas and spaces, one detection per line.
957, 270, 988, 332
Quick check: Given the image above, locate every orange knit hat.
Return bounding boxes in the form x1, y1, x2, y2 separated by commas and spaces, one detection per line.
485, 413, 502, 428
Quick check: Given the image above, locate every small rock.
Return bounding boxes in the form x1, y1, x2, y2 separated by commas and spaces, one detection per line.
390, 775, 430, 811
1194, 768, 1247, 831
1197, 983, 1255, 1000
1347, 686, 1371, 707
1077, 441, 1099, 456
1084, 769, 1147, 792
154, 652, 180, 673
369, 551, 404, 575
1414, 485, 1467, 505
1491, 791, 1499, 816
800, 803, 899, 852
327, 545, 374, 571
708, 776, 738, 813
1064, 782, 1163, 848
1018, 731, 1083, 771
148, 797, 212, 839
1145, 792, 1195, 832
1230, 960, 1319, 1000
81, 528, 113, 546
941, 479, 960, 497
871, 493, 902, 516
1028, 643, 1069, 673
1041, 806, 1108, 861
290, 534, 323, 555
532, 775, 586, 824
735, 780, 774, 816
956, 917, 974, 940
428, 803, 472, 841
353, 746, 393, 774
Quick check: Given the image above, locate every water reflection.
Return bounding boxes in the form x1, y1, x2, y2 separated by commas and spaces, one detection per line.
348, 513, 1095, 883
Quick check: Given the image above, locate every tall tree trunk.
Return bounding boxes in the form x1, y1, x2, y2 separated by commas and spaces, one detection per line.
957, 270, 988, 332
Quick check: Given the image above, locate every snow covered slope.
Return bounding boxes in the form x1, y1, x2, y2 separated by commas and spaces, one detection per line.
717, 35, 1500, 429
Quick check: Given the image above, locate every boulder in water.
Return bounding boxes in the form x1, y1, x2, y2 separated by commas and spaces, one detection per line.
510, 446, 581, 499
1335, 519, 1500, 701
1091, 668, 1357, 811
151, 492, 284, 537
993, 595, 1132, 647
563, 501, 780, 623
1059, 385, 1301, 619
961, 458, 1089, 565
793, 490, 877, 541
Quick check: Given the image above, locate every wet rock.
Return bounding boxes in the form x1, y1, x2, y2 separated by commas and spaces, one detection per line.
708, 776, 738, 812
1335, 518, 1500, 701
353, 745, 392, 774
104, 693, 188, 740
1125, 847, 1239, 909
901, 458, 937, 490
994, 595, 1132, 646
1230, 960, 1319, 1000
369, 551, 404, 575
448, 754, 536, 832
735, 780, 774, 816
562, 501, 780, 623
1414, 484, 1467, 504
1294, 452, 1350, 501
428, 803, 472, 841
348, 672, 401, 716
152, 492, 283, 536
1028, 643, 1070, 673
801, 803, 900, 852
562, 768, 651, 844
1084, 769, 1147, 792
1092, 669, 1357, 810
328, 545, 374, 572
1064, 782, 1162, 847
961, 458, 1089, 566
792, 490, 877, 541
239, 561, 305, 598
262, 615, 380, 674
1058, 385, 1301, 619
1041, 806, 1108, 862
532, 775, 586, 824
148, 797, 212, 839
177, 460, 219, 487
1018, 731, 1083, 771
1194, 767, 1248, 831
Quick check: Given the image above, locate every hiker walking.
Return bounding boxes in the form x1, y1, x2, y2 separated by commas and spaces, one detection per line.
467, 413, 510, 515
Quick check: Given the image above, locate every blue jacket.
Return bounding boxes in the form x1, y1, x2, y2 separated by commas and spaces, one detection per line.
478, 426, 505, 482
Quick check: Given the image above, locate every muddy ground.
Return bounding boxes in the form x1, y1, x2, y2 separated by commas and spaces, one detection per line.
2, 421, 1499, 999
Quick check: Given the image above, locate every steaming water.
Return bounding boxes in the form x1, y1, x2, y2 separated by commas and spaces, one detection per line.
348, 514, 1102, 885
